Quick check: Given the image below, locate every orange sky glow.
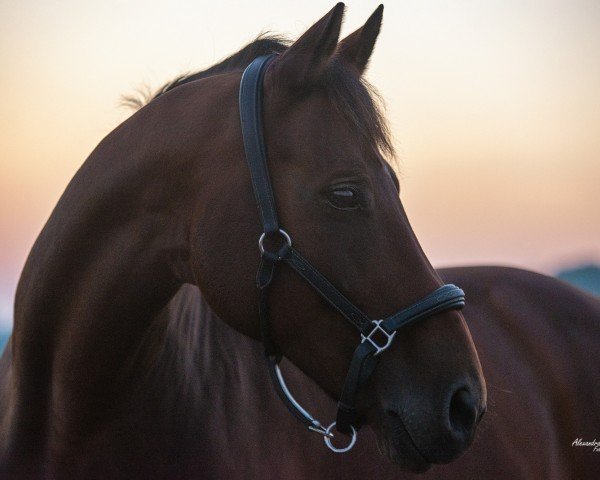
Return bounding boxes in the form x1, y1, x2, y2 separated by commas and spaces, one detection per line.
1, 0, 599, 328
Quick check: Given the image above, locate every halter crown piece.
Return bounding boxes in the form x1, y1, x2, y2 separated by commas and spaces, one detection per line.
239, 55, 466, 453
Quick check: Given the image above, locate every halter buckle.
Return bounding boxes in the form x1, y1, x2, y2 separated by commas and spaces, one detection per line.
309, 423, 334, 438
361, 320, 396, 356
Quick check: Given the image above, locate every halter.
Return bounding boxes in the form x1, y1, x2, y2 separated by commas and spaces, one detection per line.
239, 54, 466, 453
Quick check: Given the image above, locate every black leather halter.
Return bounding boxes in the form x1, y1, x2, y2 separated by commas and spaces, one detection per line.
239, 54, 466, 453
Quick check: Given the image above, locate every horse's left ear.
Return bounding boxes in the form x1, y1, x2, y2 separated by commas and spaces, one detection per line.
269, 3, 345, 91
337, 4, 384, 75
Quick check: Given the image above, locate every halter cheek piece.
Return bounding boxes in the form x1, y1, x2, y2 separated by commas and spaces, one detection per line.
239, 55, 465, 453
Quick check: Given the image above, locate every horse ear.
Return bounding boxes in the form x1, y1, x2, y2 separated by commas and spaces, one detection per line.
271, 3, 345, 90
337, 4, 383, 75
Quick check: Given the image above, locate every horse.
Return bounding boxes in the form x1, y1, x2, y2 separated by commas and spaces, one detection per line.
0, 4, 598, 478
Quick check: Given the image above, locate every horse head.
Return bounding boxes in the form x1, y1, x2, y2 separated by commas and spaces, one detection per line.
186, 4, 486, 472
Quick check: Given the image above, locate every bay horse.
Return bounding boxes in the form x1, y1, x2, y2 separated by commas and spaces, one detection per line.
1, 4, 598, 479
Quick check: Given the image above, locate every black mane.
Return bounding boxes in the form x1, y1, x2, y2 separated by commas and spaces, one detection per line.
121, 36, 288, 110
122, 35, 393, 158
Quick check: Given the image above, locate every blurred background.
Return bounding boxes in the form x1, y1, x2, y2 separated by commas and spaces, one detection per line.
1, 0, 599, 344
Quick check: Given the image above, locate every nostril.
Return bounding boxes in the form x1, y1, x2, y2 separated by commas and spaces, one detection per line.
448, 388, 477, 438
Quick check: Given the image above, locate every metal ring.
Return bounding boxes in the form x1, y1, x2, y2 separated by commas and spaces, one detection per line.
323, 422, 357, 453
258, 228, 292, 255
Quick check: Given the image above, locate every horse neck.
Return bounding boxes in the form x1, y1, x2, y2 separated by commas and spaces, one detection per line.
8, 78, 239, 455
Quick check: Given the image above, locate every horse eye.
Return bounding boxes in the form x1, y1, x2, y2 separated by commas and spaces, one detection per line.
327, 187, 360, 210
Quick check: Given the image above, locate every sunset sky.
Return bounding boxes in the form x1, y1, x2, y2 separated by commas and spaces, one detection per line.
1, 0, 599, 329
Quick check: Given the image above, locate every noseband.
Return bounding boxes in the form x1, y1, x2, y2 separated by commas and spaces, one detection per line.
239, 55, 466, 453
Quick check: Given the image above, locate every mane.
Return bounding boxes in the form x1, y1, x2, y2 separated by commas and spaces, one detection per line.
122, 35, 394, 159
121, 35, 288, 110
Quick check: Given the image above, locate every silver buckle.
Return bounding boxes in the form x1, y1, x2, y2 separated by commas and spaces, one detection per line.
361, 320, 396, 356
